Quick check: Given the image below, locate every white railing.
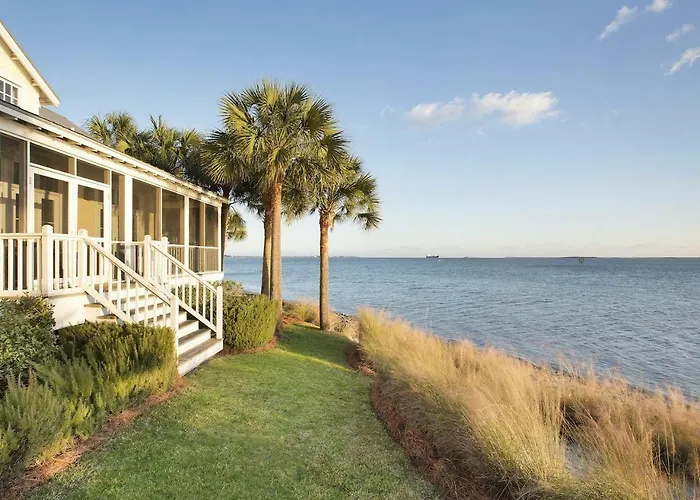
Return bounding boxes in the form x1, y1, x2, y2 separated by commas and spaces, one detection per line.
81, 230, 176, 332
0, 233, 41, 296
147, 236, 222, 338
167, 244, 186, 263
0, 228, 100, 296
189, 245, 220, 273
111, 241, 145, 276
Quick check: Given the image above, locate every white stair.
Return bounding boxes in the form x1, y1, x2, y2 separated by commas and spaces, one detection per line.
84, 284, 222, 374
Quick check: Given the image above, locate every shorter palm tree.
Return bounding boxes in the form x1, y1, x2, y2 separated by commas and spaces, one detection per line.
301, 156, 381, 330
226, 209, 247, 242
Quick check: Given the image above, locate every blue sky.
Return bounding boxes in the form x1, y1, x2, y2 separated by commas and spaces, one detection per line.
6, 0, 700, 257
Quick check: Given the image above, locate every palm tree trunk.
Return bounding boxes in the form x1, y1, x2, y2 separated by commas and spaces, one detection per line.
261, 207, 272, 296
220, 201, 230, 270
269, 182, 283, 320
319, 215, 331, 331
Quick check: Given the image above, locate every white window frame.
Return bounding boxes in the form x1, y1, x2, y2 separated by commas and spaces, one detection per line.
0, 77, 19, 106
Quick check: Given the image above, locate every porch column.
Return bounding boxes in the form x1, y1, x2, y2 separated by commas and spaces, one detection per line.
67, 182, 78, 234
199, 201, 206, 272
120, 175, 133, 242
183, 196, 190, 268
156, 187, 162, 240
217, 204, 222, 272
23, 141, 32, 233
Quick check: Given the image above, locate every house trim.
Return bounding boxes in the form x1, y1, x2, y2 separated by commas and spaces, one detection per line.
0, 21, 60, 107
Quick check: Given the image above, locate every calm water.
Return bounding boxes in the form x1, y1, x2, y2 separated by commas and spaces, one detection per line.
224, 257, 700, 396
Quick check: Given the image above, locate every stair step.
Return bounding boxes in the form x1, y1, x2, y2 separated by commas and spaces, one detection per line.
178, 320, 200, 338
96, 314, 118, 324
178, 338, 223, 375
178, 328, 212, 355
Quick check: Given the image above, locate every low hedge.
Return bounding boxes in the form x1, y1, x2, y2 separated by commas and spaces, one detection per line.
0, 296, 56, 389
0, 322, 177, 486
221, 289, 277, 352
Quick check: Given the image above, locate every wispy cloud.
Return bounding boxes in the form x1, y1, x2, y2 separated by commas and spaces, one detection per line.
666, 24, 694, 42
405, 92, 560, 128
404, 98, 466, 124
599, 6, 638, 40
380, 105, 395, 117
666, 47, 700, 75
472, 92, 560, 126
647, 0, 672, 13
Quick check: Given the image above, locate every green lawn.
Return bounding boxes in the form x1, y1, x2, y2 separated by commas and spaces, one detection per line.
31, 324, 438, 500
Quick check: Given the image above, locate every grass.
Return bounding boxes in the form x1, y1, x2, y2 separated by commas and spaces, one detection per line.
30, 324, 437, 500
359, 308, 700, 500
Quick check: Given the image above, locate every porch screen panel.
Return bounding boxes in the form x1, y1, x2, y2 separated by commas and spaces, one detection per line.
77, 186, 104, 237
77, 160, 107, 184
30, 145, 69, 173
204, 204, 218, 271
132, 180, 157, 241
111, 173, 122, 241
0, 134, 25, 233
162, 190, 184, 244
189, 200, 201, 271
34, 175, 69, 233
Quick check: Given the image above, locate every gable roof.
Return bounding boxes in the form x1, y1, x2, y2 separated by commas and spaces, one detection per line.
0, 21, 60, 107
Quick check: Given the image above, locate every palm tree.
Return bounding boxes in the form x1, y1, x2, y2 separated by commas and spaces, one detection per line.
226, 209, 247, 242
84, 111, 140, 153
299, 156, 381, 331
205, 81, 348, 318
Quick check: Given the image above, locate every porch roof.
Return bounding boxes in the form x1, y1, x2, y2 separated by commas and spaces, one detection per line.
0, 100, 228, 205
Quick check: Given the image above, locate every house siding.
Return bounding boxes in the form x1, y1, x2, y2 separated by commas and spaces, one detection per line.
0, 38, 41, 113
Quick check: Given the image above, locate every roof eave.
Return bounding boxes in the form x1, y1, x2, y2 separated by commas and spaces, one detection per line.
0, 22, 60, 107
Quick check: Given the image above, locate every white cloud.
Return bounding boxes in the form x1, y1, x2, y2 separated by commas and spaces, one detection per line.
598, 5, 638, 40
471, 91, 560, 126
647, 0, 672, 13
666, 47, 700, 75
666, 24, 694, 42
404, 98, 466, 124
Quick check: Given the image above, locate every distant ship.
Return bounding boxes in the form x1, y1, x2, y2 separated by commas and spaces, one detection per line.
426, 255, 439, 259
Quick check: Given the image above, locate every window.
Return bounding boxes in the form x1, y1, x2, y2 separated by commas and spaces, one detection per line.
0, 78, 19, 106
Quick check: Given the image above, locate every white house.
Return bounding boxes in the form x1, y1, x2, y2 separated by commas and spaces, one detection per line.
0, 21, 226, 374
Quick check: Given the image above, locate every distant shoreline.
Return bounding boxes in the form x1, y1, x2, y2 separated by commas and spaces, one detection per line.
224, 255, 700, 259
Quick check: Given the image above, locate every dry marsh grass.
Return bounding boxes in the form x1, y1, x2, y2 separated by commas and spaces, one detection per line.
358, 308, 699, 499
286, 300, 360, 340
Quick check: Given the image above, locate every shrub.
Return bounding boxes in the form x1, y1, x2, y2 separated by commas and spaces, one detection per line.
0, 321, 178, 486
0, 376, 70, 471
58, 322, 177, 401
222, 294, 277, 351
0, 296, 56, 387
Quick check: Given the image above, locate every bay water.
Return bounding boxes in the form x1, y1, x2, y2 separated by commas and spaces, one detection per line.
224, 257, 700, 396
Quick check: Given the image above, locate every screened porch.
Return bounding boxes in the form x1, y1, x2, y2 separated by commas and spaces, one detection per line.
0, 132, 222, 295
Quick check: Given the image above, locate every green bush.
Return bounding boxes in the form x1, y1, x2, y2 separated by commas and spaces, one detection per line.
0, 321, 178, 486
222, 293, 277, 351
59, 323, 176, 378
0, 296, 56, 387
0, 376, 70, 473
